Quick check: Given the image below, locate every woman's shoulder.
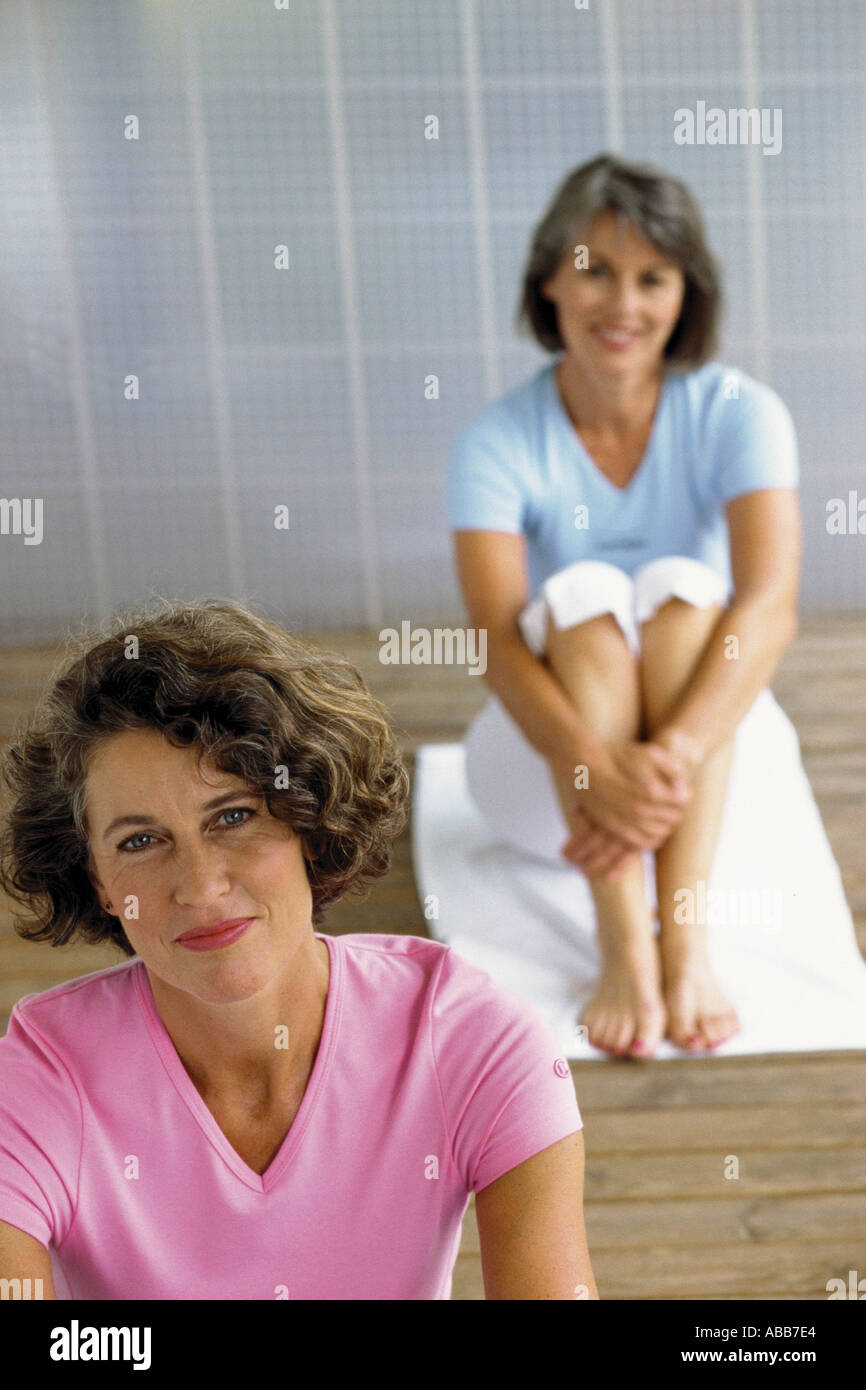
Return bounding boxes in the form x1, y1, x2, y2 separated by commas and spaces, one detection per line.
674, 360, 795, 428
331, 931, 467, 994
333, 932, 554, 1039
1, 959, 142, 1064
450, 364, 553, 450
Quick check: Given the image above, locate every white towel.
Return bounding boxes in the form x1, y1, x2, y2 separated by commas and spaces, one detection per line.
411, 692, 866, 1059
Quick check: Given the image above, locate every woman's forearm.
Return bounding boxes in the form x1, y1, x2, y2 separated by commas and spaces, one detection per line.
481, 625, 606, 771
654, 592, 798, 768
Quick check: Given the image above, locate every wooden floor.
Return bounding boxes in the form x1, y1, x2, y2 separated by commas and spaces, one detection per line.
2, 615, 865, 1299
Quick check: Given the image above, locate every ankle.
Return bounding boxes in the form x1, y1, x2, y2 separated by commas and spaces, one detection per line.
597, 924, 656, 966
659, 925, 709, 963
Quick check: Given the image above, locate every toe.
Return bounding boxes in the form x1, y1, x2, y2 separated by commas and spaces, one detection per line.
667, 1012, 692, 1050
590, 1015, 616, 1055
629, 1009, 664, 1059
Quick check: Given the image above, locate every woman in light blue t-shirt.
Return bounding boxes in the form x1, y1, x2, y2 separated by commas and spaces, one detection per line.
448, 153, 802, 1060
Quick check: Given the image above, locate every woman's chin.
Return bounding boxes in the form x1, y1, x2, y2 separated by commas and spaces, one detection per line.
151, 956, 273, 1006
189, 964, 273, 1003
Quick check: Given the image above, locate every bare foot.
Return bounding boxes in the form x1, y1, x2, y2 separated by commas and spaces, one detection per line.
581, 941, 666, 1060
661, 938, 739, 1051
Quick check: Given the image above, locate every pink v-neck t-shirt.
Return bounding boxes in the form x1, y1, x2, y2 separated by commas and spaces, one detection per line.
0, 932, 582, 1300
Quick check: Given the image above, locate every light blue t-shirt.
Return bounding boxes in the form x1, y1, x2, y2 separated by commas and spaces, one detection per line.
446, 360, 799, 595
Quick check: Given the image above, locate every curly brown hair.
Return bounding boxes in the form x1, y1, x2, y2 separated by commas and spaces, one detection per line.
0, 598, 410, 956
516, 152, 723, 369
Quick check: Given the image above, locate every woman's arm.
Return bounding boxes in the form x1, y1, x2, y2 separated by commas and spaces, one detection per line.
0, 1220, 57, 1298
652, 488, 802, 775
454, 529, 691, 870
474, 1130, 598, 1299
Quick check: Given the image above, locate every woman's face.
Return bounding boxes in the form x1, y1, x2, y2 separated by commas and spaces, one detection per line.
84, 728, 315, 1005
541, 208, 686, 375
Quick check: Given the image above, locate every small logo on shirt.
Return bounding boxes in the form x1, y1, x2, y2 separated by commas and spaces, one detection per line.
595, 536, 647, 551
553, 1058, 570, 1079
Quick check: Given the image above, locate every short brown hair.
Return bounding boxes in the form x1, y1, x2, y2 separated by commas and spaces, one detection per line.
0, 599, 409, 956
516, 152, 723, 369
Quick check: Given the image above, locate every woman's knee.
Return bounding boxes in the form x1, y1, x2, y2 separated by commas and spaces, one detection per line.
519, 560, 638, 657
634, 556, 730, 627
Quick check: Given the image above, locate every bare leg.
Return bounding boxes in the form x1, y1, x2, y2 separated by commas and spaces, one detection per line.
546, 613, 666, 1059
640, 597, 740, 1050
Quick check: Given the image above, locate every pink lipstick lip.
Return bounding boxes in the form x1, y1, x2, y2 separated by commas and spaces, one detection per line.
176, 918, 255, 952
176, 917, 254, 943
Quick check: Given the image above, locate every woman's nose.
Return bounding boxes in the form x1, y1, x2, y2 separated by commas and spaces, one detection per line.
606, 278, 642, 314
171, 841, 232, 906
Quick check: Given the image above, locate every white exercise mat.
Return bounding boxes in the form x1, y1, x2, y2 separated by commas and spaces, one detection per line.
412, 693, 866, 1058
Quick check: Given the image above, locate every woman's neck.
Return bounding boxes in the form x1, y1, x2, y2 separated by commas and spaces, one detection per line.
147, 935, 330, 1110
555, 356, 665, 437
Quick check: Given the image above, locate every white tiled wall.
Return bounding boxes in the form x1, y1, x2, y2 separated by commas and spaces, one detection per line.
0, 0, 863, 641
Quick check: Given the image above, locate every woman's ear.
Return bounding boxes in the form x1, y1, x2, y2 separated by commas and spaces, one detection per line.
301, 835, 322, 865
87, 856, 114, 915
540, 259, 565, 302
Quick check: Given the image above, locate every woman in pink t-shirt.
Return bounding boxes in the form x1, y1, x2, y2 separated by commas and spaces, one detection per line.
0, 598, 595, 1300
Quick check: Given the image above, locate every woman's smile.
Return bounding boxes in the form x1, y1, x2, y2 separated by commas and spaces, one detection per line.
592, 325, 642, 350
175, 917, 257, 951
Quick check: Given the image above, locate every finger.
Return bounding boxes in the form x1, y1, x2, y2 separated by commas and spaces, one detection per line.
643, 777, 692, 810
574, 823, 635, 877
571, 828, 610, 868
644, 753, 693, 802
584, 849, 626, 879
644, 744, 689, 780
603, 851, 639, 881
596, 805, 676, 850
568, 828, 621, 876
582, 807, 650, 850
631, 799, 691, 835
560, 820, 607, 869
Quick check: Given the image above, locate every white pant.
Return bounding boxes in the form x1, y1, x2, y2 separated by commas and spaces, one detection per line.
465, 556, 731, 864
517, 555, 730, 658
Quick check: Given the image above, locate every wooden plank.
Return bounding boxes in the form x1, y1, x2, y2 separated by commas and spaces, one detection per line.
583, 1103, 866, 1151
582, 1148, 866, 1201
591, 1241, 866, 1299
566, 1056, 866, 1109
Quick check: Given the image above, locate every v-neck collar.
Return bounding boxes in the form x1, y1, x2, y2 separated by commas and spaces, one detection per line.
546, 361, 671, 497
132, 932, 342, 1194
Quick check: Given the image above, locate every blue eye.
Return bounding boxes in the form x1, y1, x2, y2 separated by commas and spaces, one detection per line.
116, 806, 256, 852
118, 832, 154, 853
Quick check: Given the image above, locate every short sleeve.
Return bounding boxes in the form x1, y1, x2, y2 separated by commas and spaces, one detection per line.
446, 416, 530, 534
0, 1004, 81, 1248
704, 372, 799, 505
431, 948, 582, 1194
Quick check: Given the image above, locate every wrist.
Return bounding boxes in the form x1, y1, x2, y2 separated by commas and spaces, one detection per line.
549, 732, 609, 783
653, 724, 706, 776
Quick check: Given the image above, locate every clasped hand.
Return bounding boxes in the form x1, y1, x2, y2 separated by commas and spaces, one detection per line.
555, 735, 696, 881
